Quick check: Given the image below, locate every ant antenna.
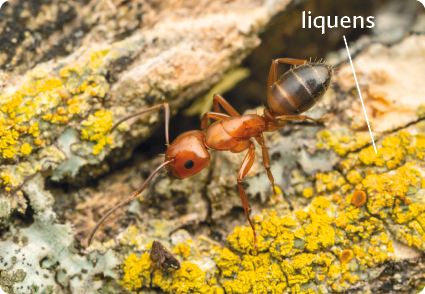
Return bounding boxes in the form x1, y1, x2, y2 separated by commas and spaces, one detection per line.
109, 103, 170, 146
87, 159, 174, 247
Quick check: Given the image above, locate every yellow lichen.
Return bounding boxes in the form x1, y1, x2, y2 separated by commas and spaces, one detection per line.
81, 110, 114, 154
19, 143, 32, 156
122, 253, 152, 291
363, 164, 421, 216
228, 226, 268, 253
221, 253, 287, 294
174, 243, 191, 259
316, 128, 371, 156
28, 123, 40, 137
214, 248, 241, 277
302, 188, 314, 198
130, 126, 425, 293
347, 170, 362, 184
168, 262, 215, 294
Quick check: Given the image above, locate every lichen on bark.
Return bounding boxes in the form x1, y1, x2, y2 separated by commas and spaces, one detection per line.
1, 1, 425, 293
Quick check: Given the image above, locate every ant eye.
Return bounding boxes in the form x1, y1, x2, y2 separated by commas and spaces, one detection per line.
184, 159, 194, 169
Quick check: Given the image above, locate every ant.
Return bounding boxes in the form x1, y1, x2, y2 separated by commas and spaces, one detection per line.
87, 58, 333, 250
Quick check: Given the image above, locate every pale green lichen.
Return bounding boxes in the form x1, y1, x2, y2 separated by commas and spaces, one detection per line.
0, 175, 119, 294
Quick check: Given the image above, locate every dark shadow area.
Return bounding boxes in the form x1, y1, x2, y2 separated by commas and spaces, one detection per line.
132, 0, 390, 160
224, 0, 388, 113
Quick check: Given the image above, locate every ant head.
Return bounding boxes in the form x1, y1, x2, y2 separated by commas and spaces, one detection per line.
165, 130, 210, 179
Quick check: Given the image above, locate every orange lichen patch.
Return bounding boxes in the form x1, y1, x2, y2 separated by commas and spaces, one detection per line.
339, 249, 354, 263
57, 88, 68, 99
18, 126, 28, 132
351, 190, 367, 207
57, 107, 66, 115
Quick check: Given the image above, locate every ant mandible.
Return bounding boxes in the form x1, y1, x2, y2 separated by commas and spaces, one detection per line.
87, 58, 333, 250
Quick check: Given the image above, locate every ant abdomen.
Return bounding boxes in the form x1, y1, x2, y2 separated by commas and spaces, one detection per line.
267, 62, 332, 115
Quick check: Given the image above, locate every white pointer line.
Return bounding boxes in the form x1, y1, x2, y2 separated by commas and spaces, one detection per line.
343, 35, 377, 154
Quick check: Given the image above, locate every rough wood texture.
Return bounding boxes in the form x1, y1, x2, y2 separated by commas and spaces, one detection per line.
2, 1, 425, 294
0, 0, 291, 216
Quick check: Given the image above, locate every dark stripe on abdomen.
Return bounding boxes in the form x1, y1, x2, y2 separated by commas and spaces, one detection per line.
295, 67, 325, 101
269, 84, 298, 114
276, 71, 313, 113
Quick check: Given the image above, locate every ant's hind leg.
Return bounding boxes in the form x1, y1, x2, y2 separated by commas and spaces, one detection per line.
255, 134, 293, 210
212, 94, 240, 117
237, 141, 258, 250
110, 103, 171, 146
275, 114, 324, 125
267, 58, 308, 90
281, 114, 332, 126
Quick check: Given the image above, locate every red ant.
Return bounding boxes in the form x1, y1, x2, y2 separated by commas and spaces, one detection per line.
87, 58, 333, 250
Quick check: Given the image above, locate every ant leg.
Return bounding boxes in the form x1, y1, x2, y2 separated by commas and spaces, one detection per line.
254, 134, 293, 210
212, 94, 240, 117
267, 58, 308, 91
230, 140, 251, 153
275, 114, 322, 124
201, 112, 231, 131
237, 141, 258, 250
110, 103, 171, 146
